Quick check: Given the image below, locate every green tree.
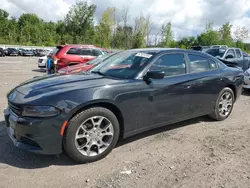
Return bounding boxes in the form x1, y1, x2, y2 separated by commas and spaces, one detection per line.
197, 21, 220, 45
234, 26, 249, 48
178, 36, 197, 49
219, 22, 233, 45
0, 9, 9, 43
161, 22, 173, 47
64, 0, 96, 44
96, 7, 116, 48
132, 15, 149, 48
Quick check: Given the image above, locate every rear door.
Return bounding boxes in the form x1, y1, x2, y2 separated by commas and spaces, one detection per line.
80, 49, 96, 63
187, 53, 224, 114
64, 47, 82, 66
235, 49, 244, 68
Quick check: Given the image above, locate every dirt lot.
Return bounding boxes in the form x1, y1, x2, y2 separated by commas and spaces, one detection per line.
0, 56, 250, 188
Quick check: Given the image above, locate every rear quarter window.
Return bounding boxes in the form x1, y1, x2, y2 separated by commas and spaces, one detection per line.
235, 49, 242, 58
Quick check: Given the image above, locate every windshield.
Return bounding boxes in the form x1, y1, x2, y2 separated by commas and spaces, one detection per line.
206, 48, 226, 58
87, 53, 113, 65
90, 51, 155, 79
51, 46, 62, 55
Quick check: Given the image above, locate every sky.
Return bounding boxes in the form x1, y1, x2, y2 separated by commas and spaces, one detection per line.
2, 0, 250, 41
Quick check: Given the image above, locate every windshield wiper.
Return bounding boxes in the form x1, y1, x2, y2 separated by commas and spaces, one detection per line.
91, 71, 107, 76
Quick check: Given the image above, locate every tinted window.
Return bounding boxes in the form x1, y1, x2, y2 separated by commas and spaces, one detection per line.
235, 49, 241, 58
81, 49, 93, 56
226, 49, 235, 58
206, 48, 226, 57
92, 49, 103, 56
188, 54, 211, 73
149, 53, 186, 77
66, 48, 81, 55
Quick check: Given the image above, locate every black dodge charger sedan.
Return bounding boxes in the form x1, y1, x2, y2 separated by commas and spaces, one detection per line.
4, 48, 243, 163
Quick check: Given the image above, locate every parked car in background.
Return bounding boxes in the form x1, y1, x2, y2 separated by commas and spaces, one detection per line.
210, 45, 228, 49
243, 52, 249, 57
4, 48, 244, 163
5, 48, 19, 56
191, 45, 211, 52
22, 49, 34, 56
0, 47, 5, 57
18, 48, 25, 56
48, 45, 109, 72
37, 56, 47, 69
58, 52, 117, 74
205, 47, 250, 71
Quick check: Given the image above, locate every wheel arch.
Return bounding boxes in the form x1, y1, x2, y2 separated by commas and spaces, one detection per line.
64, 100, 125, 140
225, 84, 237, 101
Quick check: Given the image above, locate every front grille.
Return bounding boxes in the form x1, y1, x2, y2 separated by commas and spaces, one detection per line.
8, 101, 22, 116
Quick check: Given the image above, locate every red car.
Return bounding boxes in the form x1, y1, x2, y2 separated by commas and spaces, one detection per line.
57, 53, 114, 74
57, 52, 131, 75
48, 45, 109, 71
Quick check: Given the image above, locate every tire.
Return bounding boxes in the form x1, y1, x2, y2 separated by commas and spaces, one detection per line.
63, 107, 120, 163
209, 87, 235, 121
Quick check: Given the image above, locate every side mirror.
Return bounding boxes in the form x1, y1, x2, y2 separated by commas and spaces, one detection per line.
143, 71, 165, 80
226, 54, 234, 59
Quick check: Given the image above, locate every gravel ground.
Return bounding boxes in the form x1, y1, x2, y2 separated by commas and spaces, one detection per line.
0, 57, 250, 188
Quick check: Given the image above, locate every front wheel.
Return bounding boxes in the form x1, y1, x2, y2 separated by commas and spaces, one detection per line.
63, 107, 120, 163
209, 87, 234, 121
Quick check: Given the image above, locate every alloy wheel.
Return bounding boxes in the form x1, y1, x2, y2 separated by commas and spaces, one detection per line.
218, 91, 233, 117
75, 116, 114, 157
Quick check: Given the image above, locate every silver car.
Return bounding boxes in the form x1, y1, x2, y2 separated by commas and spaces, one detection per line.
244, 69, 250, 89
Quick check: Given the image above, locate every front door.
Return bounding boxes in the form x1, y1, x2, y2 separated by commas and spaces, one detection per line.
136, 53, 193, 129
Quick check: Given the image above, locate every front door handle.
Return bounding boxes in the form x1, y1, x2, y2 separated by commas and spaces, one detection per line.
184, 84, 192, 89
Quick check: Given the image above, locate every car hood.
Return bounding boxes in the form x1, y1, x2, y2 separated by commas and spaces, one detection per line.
14, 73, 120, 96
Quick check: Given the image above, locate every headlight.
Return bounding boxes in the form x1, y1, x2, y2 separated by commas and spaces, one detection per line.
22, 106, 60, 117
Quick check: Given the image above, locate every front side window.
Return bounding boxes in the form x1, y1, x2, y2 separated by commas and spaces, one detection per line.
149, 53, 186, 77
206, 48, 226, 57
188, 54, 211, 73
92, 49, 103, 56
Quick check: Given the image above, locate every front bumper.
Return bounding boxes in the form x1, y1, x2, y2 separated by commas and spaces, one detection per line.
4, 108, 64, 155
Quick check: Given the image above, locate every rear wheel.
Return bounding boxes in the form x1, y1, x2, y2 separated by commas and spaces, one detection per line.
209, 87, 234, 121
63, 107, 120, 163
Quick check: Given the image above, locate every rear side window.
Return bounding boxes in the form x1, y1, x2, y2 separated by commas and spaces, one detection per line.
235, 49, 241, 58
66, 48, 81, 55
81, 49, 93, 56
149, 53, 186, 77
226, 49, 235, 58
188, 54, 214, 73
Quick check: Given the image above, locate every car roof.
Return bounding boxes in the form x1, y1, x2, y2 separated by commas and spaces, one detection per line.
58, 44, 97, 48
127, 48, 211, 56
